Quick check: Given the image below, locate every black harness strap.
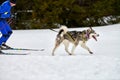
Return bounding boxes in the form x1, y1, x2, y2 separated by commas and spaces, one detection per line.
66, 32, 75, 42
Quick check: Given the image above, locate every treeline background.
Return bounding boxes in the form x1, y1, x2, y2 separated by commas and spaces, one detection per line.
1, 0, 120, 29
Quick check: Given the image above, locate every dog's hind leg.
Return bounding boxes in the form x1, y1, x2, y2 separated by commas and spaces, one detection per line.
80, 42, 93, 54
52, 37, 63, 56
63, 40, 72, 55
52, 42, 60, 56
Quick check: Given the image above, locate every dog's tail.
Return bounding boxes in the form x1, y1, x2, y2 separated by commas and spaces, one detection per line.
58, 25, 68, 37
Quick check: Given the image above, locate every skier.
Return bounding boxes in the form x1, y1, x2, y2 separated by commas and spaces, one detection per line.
0, 0, 16, 53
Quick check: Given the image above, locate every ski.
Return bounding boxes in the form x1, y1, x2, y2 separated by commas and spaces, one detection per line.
0, 52, 28, 55
2, 47, 44, 51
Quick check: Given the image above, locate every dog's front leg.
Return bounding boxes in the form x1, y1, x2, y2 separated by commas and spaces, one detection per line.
81, 42, 93, 54
71, 44, 77, 55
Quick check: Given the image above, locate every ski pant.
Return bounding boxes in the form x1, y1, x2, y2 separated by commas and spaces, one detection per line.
0, 19, 12, 46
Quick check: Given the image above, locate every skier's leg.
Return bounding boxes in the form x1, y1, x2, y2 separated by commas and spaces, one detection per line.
1, 21, 12, 48
0, 21, 7, 53
0, 21, 7, 46
0, 21, 12, 49
3, 21, 13, 43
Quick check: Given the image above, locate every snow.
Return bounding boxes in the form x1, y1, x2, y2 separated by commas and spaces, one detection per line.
0, 24, 120, 80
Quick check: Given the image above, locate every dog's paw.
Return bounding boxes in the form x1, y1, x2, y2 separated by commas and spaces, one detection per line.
69, 53, 72, 55
90, 52, 93, 54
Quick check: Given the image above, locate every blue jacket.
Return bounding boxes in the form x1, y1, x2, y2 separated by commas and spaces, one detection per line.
0, 0, 11, 19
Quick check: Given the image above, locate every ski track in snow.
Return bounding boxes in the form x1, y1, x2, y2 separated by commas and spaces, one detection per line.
0, 24, 120, 80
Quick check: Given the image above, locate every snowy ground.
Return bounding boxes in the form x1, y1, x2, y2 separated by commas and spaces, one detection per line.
0, 24, 120, 80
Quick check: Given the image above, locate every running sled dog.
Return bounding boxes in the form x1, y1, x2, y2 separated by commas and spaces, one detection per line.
52, 25, 99, 56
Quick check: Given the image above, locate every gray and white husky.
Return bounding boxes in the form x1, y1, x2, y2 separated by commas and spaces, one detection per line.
52, 25, 99, 56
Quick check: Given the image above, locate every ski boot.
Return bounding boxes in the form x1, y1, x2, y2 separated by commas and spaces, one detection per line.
1, 43, 11, 50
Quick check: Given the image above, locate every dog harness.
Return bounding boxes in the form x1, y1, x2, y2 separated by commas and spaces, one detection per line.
82, 30, 90, 43
66, 32, 75, 42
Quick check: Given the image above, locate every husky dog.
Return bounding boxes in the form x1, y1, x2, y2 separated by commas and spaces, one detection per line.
52, 25, 99, 56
